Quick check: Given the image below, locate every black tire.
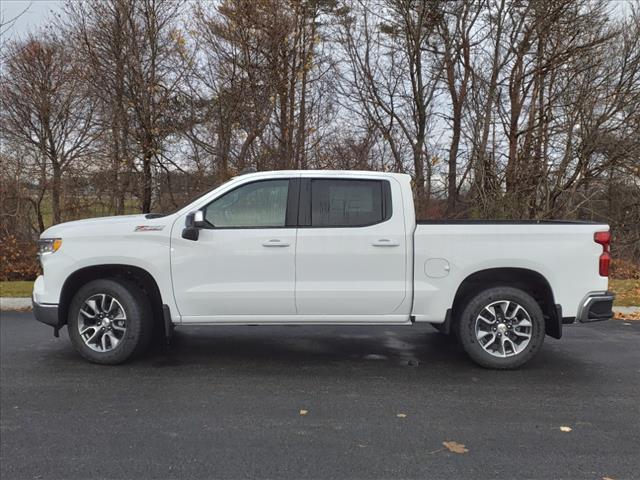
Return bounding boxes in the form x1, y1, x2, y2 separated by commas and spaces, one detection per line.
67, 278, 153, 364
457, 286, 545, 369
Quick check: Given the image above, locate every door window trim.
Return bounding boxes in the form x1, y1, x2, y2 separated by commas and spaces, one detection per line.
298, 178, 393, 228
201, 178, 299, 229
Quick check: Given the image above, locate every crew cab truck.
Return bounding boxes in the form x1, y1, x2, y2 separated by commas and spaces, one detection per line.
32, 170, 615, 369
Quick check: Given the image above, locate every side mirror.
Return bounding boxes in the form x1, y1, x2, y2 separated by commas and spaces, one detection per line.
193, 210, 206, 228
182, 210, 206, 241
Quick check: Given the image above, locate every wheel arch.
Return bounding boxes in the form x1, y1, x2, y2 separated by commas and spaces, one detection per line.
451, 267, 562, 339
59, 264, 164, 335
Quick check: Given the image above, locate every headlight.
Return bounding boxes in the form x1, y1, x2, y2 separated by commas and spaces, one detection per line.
38, 238, 62, 255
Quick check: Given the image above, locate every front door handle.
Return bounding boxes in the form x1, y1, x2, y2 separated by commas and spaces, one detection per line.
262, 239, 290, 247
371, 239, 399, 247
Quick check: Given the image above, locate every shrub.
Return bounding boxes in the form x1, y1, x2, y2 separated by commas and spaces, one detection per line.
0, 235, 40, 281
610, 258, 640, 280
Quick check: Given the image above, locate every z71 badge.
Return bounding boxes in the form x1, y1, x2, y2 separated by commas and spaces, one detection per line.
134, 225, 165, 232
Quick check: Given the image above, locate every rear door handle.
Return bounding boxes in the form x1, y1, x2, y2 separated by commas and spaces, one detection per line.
262, 239, 290, 247
371, 239, 399, 247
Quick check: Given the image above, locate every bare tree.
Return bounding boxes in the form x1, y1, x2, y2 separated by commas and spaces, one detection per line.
1, 34, 98, 224
190, 0, 336, 178
191, 0, 282, 179
124, 0, 191, 212
1, 0, 639, 278
432, 0, 484, 214
337, 0, 441, 214
65, 0, 134, 214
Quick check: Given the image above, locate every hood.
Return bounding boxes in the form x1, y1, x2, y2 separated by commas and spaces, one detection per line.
41, 214, 172, 238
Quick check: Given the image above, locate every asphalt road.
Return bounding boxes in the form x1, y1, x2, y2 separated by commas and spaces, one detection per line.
1, 312, 639, 480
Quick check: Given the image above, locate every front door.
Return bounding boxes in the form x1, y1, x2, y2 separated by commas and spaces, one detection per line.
171, 178, 297, 321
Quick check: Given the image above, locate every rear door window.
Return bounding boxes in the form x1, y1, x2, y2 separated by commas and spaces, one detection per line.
310, 179, 390, 227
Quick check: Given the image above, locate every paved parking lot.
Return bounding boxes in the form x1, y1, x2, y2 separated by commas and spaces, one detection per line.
1, 312, 639, 480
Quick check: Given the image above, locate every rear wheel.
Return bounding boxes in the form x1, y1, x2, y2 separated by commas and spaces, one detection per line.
67, 278, 153, 364
457, 286, 545, 369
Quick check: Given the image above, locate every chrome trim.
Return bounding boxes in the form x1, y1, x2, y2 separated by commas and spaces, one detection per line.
576, 291, 615, 323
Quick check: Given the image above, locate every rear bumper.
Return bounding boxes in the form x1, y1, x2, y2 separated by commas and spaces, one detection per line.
32, 299, 60, 328
576, 291, 615, 323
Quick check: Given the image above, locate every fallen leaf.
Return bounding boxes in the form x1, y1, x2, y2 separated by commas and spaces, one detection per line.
614, 311, 640, 321
560, 426, 572, 432
602, 477, 615, 480
299, 409, 308, 416
442, 441, 468, 454
396, 413, 407, 418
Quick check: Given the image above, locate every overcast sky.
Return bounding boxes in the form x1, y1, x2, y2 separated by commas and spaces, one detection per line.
1, 1, 63, 41
1, 0, 633, 42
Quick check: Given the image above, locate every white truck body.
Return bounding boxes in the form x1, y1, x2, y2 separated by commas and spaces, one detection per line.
32, 170, 614, 367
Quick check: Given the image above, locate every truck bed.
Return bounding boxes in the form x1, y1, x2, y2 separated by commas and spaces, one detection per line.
411, 221, 609, 322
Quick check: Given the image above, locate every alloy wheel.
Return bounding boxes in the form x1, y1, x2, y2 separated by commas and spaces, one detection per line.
77, 294, 127, 352
474, 300, 532, 358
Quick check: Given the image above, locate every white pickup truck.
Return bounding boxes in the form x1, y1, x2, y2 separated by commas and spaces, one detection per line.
33, 170, 614, 368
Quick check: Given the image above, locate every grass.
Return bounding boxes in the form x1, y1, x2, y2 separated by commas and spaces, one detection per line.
610, 279, 640, 307
34, 195, 141, 232
0, 281, 34, 297
2, 279, 639, 306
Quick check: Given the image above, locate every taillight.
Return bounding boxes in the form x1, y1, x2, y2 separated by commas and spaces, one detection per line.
594, 231, 611, 277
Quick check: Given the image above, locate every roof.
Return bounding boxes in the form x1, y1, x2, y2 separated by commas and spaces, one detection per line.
235, 170, 410, 180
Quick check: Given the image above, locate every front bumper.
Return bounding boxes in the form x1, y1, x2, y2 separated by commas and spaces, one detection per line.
576, 291, 615, 323
32, 299, 60, 328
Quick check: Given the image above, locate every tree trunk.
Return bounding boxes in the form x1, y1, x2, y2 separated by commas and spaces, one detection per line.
474, 0, 507, 208
447, 102, 462, 215
141, 149, 153, 213
51, 162, 62, 224
413, 142, 427, 217
114, 54, 127, 215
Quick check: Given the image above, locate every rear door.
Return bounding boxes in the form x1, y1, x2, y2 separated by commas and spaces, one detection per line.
295, 177, 407, 315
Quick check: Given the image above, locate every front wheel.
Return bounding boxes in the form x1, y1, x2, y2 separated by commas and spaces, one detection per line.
457, 286, 546, 369
67, 278, 153, 364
